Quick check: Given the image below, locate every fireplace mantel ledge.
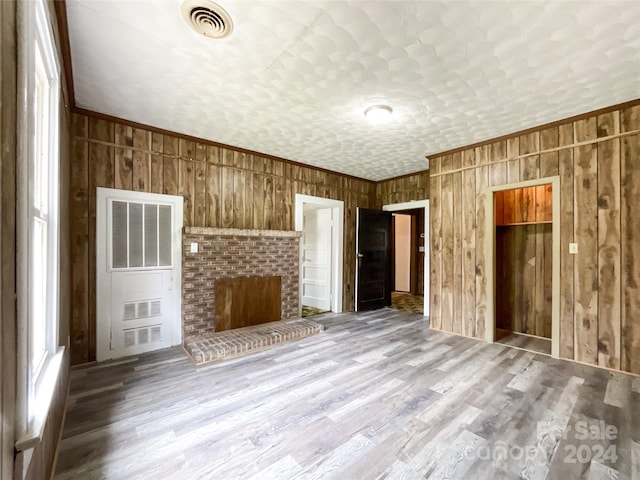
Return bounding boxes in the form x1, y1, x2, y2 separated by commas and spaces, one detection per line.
184, 226, 302, 238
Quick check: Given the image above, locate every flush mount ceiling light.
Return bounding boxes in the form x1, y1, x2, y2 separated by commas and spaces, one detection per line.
182, 0, 233, 39
364, 104, 393, 125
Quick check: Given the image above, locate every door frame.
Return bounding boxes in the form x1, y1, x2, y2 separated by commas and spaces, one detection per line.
382, 200, 430, 316
295, 194, 344, 313
96, 187, 184, 362
484, 176, 560, 358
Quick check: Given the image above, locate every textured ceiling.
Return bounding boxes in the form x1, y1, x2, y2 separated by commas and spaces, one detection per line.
66, 0, 640, 181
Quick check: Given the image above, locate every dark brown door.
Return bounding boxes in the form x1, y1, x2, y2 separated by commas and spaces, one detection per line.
356, 208, 392, 311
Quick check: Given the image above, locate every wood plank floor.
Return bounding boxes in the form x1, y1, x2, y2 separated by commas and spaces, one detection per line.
55, 309, 639, 480
496, 329, 552, 357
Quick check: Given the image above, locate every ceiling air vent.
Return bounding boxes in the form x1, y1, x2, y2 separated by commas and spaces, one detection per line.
182, 0, 233, 39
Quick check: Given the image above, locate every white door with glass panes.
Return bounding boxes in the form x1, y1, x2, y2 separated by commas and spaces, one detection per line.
96, 188, 183, 361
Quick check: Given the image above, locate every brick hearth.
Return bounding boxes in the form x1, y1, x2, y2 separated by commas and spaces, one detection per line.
183, 319, 323, 366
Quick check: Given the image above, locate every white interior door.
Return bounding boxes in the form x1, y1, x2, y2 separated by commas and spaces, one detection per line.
96, 188, 183, 361
302, 207, 332, 310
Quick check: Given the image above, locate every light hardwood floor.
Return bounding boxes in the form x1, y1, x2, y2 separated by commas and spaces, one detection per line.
55, 310, 639, 479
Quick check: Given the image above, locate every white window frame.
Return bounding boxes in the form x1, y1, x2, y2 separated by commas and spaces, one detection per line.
15, 0, 65, 452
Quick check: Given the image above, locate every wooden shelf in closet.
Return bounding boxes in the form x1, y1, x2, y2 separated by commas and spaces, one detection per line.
497, 221, 552, 227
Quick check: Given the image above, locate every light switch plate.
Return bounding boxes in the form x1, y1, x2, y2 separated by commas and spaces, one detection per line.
190, 242, 198, 253
569, 243, 578, 254
418, 246, 425, 252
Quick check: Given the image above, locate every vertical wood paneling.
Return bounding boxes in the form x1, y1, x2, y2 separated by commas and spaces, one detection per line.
461, 166, 476, 337
163, 156, 178, 195
440, 173, 454, 332
132, 128, 149, 192
429, 102, 640, 373
132, 151, 148, 191
558, 123, 575, 359
273, 175, 284, 231
375, 171, 429, 207
88, 120, 113, 361
522, 225, 536, 334
205, 164, 221, 227
430, 174, 442, 330
150, 155, 163, 194
596, 112, 621, 369
507, 137, 519, 160
520, 132, 540, 181
221, 167, 234, 227
621, 106, 640, 374
452, 171, 463, 334
496, 223, 552, 339
180, 138, 195, 161
512, 225, 524, 333
252, 173, 264, 230
243, 171, 254, 230
195, 142, 207, 163
543, 225, 553, 338
534, 223, 545, 336
180, 159, 195, 227
521, 187, 536, 222
263, 176, 274, 229
540, 127, 559, 177
283, 178, 293, 230
573, 118, 598, 365
194, 161, 206, 227
114, 124, 132, 191
232, 169, 245, 229
495, 228, 508, 330
475, 165, 488, 339
503, 189, 514, 224
70, 115, 89, 363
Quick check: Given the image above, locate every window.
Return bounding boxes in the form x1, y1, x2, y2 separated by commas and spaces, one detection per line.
16, 0, 63, 451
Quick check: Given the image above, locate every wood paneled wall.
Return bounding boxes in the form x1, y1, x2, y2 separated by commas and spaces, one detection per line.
429, 101, 640, 374
70, 113, 376, 363
376, 171, 429, 207
496, 225, 553, 338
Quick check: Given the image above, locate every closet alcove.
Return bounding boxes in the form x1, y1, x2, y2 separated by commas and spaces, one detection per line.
494, 184, 553, 355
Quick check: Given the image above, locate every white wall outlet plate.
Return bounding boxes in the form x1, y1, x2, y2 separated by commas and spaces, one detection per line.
569, 243, 578, 254
190, 242, 198, 253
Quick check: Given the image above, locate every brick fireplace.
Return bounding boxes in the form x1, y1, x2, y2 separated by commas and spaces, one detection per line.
182, 227, 302, 338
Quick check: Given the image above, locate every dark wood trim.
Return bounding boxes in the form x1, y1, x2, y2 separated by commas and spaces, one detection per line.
73, 107, 376, 185
53, 0, 75, 109
427, 98, 640, 159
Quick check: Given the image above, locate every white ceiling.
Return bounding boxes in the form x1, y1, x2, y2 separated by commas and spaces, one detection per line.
65, 0, 640, 181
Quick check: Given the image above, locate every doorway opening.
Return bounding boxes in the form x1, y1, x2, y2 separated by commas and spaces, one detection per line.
391, 211, 423, 314
485, 177, 560, 358
383, 200, 430, 317
295, 194, 344, 317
